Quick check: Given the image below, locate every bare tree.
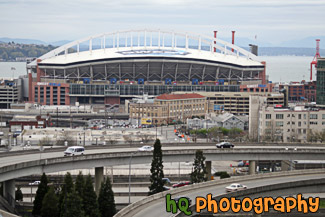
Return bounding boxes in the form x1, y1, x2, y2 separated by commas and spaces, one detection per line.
56, 132, 76, 146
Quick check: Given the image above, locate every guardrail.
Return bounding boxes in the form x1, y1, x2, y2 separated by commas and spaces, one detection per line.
114, 168, 325, 217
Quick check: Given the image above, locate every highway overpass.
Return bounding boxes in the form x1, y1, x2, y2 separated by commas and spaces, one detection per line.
115, 169, 325, 217
1, 145, 325, 209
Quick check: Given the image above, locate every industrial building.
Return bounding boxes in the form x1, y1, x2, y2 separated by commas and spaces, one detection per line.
27, 29, 266, 106
279, 81, 316, 102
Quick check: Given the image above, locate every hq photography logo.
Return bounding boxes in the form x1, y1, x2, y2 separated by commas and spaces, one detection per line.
165, 194, 320, 216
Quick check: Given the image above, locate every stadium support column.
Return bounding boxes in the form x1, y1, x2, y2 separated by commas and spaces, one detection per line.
206, 161, 212, 180
2, 180, 15, 207
260, 61, 266, 85
249, 160, 256, 175
95, 167, 104, 196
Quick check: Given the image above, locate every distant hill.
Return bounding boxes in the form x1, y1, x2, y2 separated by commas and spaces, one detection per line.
0, 37, 47, 45
279, 36, 325, 49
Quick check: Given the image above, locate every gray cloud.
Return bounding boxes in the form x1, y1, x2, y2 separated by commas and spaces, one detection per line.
0, 0, 324, 45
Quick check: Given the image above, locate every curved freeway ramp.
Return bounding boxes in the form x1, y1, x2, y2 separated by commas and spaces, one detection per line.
114, 169, 325, 217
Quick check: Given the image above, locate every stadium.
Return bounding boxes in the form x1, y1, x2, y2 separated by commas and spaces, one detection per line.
27, 29, 266, 105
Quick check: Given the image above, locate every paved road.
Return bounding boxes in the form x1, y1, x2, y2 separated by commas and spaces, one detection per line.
130, 173, 325, 217
2, 145, 325, 168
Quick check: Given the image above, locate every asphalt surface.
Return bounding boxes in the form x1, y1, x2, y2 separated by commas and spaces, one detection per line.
2, 145, 325, 168
130, 173, 325, 217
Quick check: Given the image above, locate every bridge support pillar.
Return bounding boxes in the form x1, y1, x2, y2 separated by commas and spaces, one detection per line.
249, 160, 256, 175
2, 180, 15, 207
95, 167, 104, 196
206, 161, 212, 180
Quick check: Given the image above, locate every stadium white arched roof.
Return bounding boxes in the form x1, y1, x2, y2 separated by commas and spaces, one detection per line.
29, 29, 262, 68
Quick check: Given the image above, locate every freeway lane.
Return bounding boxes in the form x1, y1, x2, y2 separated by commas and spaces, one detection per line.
1, 145, 325, 167
128, 172, 325, 217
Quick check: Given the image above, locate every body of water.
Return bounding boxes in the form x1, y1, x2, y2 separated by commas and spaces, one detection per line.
0, 56, 315, 82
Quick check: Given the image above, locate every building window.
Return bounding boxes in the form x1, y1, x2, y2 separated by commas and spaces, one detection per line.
276, 114, 284, 119
322, 114, 325, 119
266, 114, 271, 119
304, 114, 306, 119
276, 121, 283, 127
298, 122, 301, 127
310, 121, 318, 125
298, 114, 302, 119
303, 129, 306, 134
265, 121, 271, 127
310, 114, 318, 119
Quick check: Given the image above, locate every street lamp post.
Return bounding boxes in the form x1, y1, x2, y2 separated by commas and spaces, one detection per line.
128, 151, 138, 204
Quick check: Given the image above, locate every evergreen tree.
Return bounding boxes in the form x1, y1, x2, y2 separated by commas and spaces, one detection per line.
75, 171, 85, 199
41, 186, 59, 217
148, 139, 164, 195
83, 175, 100, 217
32, 173, 49, 216
15, 186, 23, 201
59, 172, 74, 217
190, 150, 207, 183
98, 177, 116, 217
61, 190, 84, 217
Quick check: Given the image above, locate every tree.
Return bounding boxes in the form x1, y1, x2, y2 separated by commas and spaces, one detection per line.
98, 177, 116, 217
190, 150, 207, 183
61, 190, 85, 217
83, 175, 100, 217
75, 171, 85, 199
148, 139, 165, 195
15, 186, 23, 201
33, 173, 49, 216
41, 186, 59, 217
59, 172, 74, 216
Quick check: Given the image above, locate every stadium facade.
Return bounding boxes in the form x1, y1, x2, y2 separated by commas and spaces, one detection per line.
27, 29, 267, 106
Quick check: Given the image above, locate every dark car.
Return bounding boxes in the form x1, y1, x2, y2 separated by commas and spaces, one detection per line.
216, 142, 234, 148
174, 196, 192, 206
172, 181, 191, 188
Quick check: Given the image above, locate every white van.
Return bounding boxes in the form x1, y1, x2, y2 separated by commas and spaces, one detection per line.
64, 146, 85, 156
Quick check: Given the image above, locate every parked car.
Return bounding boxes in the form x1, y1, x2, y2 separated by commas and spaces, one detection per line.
225, 183, 247, 192
64, 146, 85, 156
29, 181, 41, 186
138, 146, 154, 152
216, 142, 234, 148
174, 196, 192, 206
172, 181, 191, 188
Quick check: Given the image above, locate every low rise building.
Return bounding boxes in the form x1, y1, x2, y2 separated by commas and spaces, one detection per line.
9, 115, 50, 132
279, 81, 316, 103
187, 112, 248, 131
129, 93, 207, 125
174, 91, 284, 116
0, 79, 21, 109
258, 105, 325, 143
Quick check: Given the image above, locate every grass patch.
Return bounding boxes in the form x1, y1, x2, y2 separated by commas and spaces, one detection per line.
320, 199, 325, 208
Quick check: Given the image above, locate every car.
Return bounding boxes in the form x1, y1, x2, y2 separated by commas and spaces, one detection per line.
174, 196, 192, 206
138, 146, 154, 152
29, 181, 41, 186
216, 142, 234, 148
172, 181, 191, 188
225, 183, 247, 192
64, 146, 85, 156
162, 178, 171, 185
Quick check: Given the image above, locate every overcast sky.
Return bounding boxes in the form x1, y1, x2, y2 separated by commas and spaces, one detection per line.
0, 0, 324, 45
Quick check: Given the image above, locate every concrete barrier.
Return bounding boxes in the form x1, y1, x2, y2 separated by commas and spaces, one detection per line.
114, 168, 325, 217
0, 209, 19, 217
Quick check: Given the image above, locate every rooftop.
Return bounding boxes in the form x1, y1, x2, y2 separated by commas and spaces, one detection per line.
156, 93, 205, 100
